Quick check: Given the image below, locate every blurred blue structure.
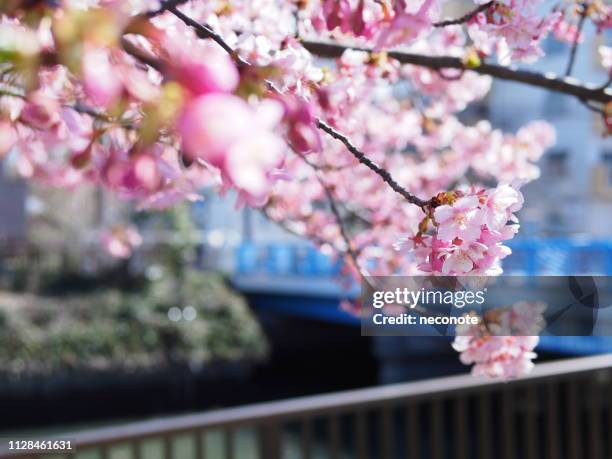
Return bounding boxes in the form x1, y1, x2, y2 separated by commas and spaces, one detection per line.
504, 239, 612, 276
236, 238, 612, 277
232, 238, 612, 355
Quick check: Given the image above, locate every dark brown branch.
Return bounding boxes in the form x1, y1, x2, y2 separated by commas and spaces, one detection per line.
565, 2, 589, 77
316, 119, 430, 209
433, 1, 494, 28
166, 5, 249, 68
145, 0, 189, 17
301, 40, 612, 105
120, 37, 164, 72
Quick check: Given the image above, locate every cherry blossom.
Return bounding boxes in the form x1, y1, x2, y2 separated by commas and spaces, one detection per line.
101, 225, 143, 259
599, 45, 612, 74
453, 301, 546, 379
376, 0, 439, 49
453, 334, 540, 378
0, 0, 608, 379
468, 0, 561, 64
434, 195, 484, 243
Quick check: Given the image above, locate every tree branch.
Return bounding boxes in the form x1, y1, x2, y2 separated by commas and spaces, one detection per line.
565, 2, 589, 77
316, 119, 430, 210
301, 40, 612, 104
0, 87, 133, 127
150, 0, 610, 105
144, 0, 189, 17
433, 1, 494, 28
166, 5, 249, 68
296, 152, 364, 258
120, 37, 164, 72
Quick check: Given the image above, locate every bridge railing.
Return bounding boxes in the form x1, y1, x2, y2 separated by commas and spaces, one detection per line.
3, 355, 611, 459
235, 239, 612, 277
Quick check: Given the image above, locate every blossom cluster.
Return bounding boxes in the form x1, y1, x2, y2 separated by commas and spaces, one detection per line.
452, 301, 546, 378
0, 0, 605, 378
392, 184, 521, 276
311, 0, 596, 64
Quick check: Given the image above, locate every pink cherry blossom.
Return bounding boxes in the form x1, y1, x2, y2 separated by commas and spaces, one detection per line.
434, 195, 484, 243
101, 225, 143, 259
469, 0, 560, 64
376, 0, 438, 49
179, 94, 255, 167
169, 43, 240, 96
179, 94, 286, 200
453, 334, 539, 378
82, 46, 123, 107
19, 92, 62, 131
453, 301, 546, 378
319, 0, 378, 38
0, 121, 16, 156
599, 46, 612, 74
552, 18, 582, 44
483, 184, 522, 230
275, 94, 322, 153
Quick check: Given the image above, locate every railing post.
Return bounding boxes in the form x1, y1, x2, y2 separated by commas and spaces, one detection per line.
524, 386, 540, 459
132, 440, 142, 459
380, 405, 392, 459
405, 403, 420, 459
565, 379, 581, 459
546, 383, 560, 459
163, 434, 173, 459
301, 418, 313, 459
355, 410, 368, 459
454, 397, 468, 459
502, 389, 516, 459
328, 415, 340, 459
259, 421, 281, 459
224, 427, 234, 459
195, 430, 205, 459
430, 400, 444, 459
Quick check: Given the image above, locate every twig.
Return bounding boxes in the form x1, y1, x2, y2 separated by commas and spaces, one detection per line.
301, 40, 612, 105
565, 2, 589, 77
296, 152, 363, 260
598, 75, 612, 91
145, 0, 189, 17
0, 87, 134, 128
433, 1, 494, 28
0, 87, 24, 99
579, 98, 605, 114
166, 5, 249, 68
316, 119, 430, 209
121, 37, 164, 72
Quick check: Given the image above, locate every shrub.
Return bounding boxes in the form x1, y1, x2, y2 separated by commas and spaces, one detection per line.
0, 270, 267, 377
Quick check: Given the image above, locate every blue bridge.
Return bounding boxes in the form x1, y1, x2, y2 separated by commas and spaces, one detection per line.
232, 238, 612, 358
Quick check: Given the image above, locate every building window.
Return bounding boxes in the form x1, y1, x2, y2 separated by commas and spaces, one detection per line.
546, 150, 569, 177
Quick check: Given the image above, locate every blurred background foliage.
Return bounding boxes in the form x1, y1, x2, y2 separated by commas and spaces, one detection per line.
0, 204, 268, 379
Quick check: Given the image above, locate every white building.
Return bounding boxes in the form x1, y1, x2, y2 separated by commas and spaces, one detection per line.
487, 11, 612, 238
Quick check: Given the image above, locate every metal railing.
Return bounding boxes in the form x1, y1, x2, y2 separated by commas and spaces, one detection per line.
235, 239, 612, 277
2, 355, 612, 459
